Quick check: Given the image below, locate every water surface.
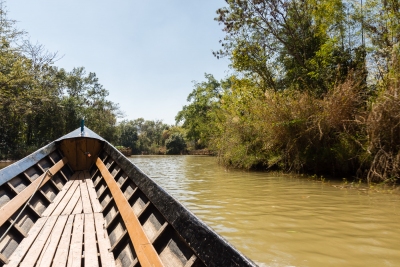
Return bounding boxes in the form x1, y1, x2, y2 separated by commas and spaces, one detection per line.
130, 155, 400, 267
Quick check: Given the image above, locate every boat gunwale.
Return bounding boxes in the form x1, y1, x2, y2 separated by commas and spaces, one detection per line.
0, 142, 57, 187
103, 142, 258, 267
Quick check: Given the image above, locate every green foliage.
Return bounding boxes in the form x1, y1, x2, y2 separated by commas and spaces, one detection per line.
215, 0, 364, 95
115, 118, 170, 155
208, 76, 365, 174
175, 74, 225, 148
117, 120, 139, 153
0, 4, 120, 159
165, 133, 187, 155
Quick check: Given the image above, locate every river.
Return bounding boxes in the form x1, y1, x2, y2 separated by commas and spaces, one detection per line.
129, 155, 400, 267
1, 156, 400, 266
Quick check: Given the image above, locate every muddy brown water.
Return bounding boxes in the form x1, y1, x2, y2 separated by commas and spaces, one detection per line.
2, 156, 400, 266
129, 155, 400, 267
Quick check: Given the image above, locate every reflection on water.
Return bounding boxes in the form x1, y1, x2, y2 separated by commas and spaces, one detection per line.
130, 155, 400, 267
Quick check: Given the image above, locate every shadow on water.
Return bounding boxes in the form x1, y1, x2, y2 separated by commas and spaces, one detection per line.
130, 155, 400, 267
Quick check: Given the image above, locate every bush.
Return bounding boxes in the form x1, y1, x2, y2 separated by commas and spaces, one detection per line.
366, 86, 400, 183
211, 76, 365, 174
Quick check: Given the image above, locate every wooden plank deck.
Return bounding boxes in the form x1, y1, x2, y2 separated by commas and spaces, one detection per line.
4, 171, 116, 267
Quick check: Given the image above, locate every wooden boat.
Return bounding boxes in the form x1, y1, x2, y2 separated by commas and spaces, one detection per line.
0, 127, 257, 267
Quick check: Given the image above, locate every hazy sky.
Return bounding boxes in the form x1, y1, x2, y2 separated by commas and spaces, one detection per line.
6, 0, 231, 125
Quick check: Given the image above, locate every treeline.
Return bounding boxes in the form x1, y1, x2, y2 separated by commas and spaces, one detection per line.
176, 0, 400, 183
0, 6, 120, 159
116, 119, 186, 155
0, 6, 187, 159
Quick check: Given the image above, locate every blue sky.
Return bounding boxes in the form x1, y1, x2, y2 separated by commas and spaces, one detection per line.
7, 0, 231, 124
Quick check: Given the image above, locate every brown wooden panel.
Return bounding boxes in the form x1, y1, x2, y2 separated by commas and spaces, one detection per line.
96, 158, 164, 267
60, 138, 103, 171
86, 139, 103, 169
75, 138, 87, 171
60, 139, 77, 171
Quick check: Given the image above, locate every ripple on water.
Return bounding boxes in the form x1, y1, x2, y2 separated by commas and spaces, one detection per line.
130, 155, 400, 267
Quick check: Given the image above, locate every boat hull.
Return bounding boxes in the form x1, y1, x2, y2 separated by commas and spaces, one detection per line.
0, 127, 257, 267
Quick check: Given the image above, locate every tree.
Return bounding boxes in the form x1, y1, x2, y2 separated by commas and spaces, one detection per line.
175, 74, 224, 148
214, 0, 360, 95
117, 120, 139, 153
165, 133, 187, 155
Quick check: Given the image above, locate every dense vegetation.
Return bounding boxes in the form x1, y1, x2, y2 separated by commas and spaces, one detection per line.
0, 6, 120, 159
0, 6, 188, 159
176, 0, 400, 183
2, 1, 400, 183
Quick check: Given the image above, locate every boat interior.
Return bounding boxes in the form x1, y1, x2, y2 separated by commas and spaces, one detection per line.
0, 136, 205, 267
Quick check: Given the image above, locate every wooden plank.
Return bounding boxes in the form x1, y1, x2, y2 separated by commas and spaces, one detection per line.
19, 215, 58, 267
51, 180, 80, 216
61, 184, 81, 215
86, 139, 103, 169
41, 180, 74, 217
67, 213, 84, 267
60, 139, 77, 171
94, 213, 115, 267
84, 213, 99, 267
72, 197, 83, 214
0, 158, 68, 227
0, 252, 9, 264
4, 217, 48, 267
76, 138, 87, 171
36, 230, 51, 267
52, 215, 74, 266
80, 179, 93, 214
85, 172, 102, 212
36, 215, 69, 267
96, 158, 164, 267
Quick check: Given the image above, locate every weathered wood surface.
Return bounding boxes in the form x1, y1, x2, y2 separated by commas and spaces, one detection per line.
60, 138, 103, 171
94, 212, 116, 267
96, 158, 165, 267
4, 172, 117, 267
41, 174, 102, 217
0, 157, 68, 227
4, 218, 48, 267
51, 215, 74, 266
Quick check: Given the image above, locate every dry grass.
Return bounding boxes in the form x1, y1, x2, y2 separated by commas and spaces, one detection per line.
366, 86, 400, 183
